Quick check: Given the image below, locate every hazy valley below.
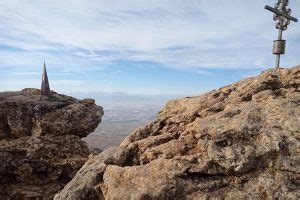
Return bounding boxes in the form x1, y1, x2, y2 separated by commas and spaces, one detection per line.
70, 92, 177, 150
83, 104, 162, 150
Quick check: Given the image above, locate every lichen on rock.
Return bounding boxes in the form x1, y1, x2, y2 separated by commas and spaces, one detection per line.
55, 66, 299, 200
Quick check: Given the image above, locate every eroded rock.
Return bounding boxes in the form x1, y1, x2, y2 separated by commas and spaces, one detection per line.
0, 89, 103, 199
56, 66, 300, 200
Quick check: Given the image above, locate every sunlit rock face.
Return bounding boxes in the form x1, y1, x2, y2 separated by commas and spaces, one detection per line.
55, 66, 299, 200
0, 89, 103, 199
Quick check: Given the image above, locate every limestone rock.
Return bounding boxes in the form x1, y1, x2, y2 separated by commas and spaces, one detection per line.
55, 66, 299, 200
0, 89, 103, 199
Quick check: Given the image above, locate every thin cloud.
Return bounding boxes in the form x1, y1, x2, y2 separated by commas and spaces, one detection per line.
0, 0, 299, 71
196, 69, 214, 76
0, 0, 299, 94
12, 72, 40, 76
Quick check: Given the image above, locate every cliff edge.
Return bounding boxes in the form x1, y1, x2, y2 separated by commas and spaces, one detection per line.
0, 89, 103, 199
56, 66, 299, 200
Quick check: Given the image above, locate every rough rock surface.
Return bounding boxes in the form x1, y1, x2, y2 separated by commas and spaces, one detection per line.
0, 89, 103, 199
55, 66, 299, 200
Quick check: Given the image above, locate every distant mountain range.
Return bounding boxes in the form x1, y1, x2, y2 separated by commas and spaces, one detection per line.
68, 92, 180, 108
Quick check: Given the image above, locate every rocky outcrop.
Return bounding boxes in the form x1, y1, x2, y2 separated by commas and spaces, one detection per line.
0, 89, 103, 199
55, 66, 299, 200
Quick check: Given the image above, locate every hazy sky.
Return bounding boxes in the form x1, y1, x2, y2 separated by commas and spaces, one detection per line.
0, 0, 299, 95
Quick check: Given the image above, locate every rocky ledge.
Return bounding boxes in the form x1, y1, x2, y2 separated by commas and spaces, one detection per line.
0, 89, 103, 199
56, 66, 299, 200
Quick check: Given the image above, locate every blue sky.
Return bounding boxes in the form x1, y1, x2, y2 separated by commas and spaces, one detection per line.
0, 0, 299, 95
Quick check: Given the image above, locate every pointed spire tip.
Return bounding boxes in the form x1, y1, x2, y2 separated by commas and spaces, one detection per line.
41, 61, 50, 95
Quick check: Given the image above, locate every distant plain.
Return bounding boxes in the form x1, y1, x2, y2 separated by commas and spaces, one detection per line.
70, 92, 177, 150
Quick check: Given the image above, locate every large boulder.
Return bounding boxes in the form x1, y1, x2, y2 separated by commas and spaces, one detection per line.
55, 66, 299, 200
0, 89, 103, 199
0, 89, 102, 139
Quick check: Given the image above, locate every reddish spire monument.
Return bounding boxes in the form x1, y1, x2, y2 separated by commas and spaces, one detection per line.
41, 61, 50, 95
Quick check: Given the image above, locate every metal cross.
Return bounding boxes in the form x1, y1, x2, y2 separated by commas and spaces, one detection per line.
265, 0, 298, 69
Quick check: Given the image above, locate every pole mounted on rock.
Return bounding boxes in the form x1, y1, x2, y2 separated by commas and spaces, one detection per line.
265, 0, 298, 69
41, 61, 51, 95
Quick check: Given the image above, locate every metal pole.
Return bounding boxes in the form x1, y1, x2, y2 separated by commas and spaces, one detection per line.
275, 53, 281, 69
275, 29, 283, 69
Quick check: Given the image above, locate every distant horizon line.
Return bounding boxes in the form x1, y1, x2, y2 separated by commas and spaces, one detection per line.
0, 87, 195, 97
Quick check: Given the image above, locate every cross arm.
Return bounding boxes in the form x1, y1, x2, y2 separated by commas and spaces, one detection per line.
265, 5, 298, 22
